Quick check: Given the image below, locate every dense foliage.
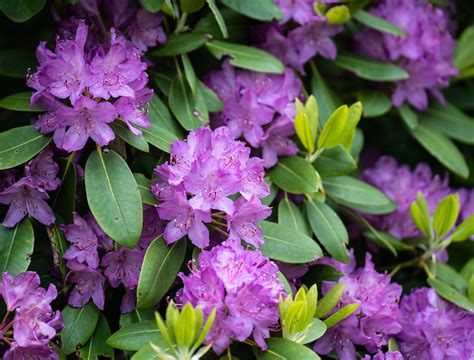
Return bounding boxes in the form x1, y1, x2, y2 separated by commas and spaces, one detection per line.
0, 0, 473, 359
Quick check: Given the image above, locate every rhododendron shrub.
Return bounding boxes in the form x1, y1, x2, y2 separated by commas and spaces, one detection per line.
0, 0, 473, 359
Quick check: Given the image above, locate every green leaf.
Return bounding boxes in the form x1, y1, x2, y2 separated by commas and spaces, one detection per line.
323, 176, 397, 214
47, 224, 68, 279
107, 320, 165, 351
180, 0, 205, 13
399, 104, 418, 130
451, 214, 474, 242
0, 0, 46, 22
254, 338, 320, 360
302, 318, 327, 344
261, 178, 278, 206
148, 95, 184, 138
409, 192, 431, 236
139, 0, 164, 12
131, 342, 171, 360
306, 198, 349, 263
198, 81, 223, 112
133, 173, 159, 206
279, 272, 293, 296
0, 125, 51, 170
313, 145, 356, 178
220, 0, 282, 21
435, 263, 468, 293
52, 158, 77, 224
260, 221, 323, 264
323, 304, 359, 328
85, 150, 143, 248
60, 303, 100, 355
206, 0, 228, 38
310, 63, 341, 125
357, 90, 391, 118
420, 102, 474, 145
353, 10, 405, 36
428, 278, 474, 313
181, 54, 198, 95
111, 121, 149, 152
205, 40, 285, 74
120, 308, 155, 328
152, 32, 208, 56
278, 196, 312, 236
315, 283, 345, 318
169, 75, 204, 130
335, 53, 409, 81
433, 194, 460, 237
0, 50, 35, 78
294, 113, 315, 154
0, 92, 42, 112
454, 25, 474, 70
137, 236, 187, 308
317, 105, 349, 149
269, 156, 320, 195
0, 219, 34, 276
80, 314, 113, 360
326, 5, 351, 24
409, 123, 469, 178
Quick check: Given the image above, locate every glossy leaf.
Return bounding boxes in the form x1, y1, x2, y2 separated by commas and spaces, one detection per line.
206, 0, 228, 38
260, 221, 323, 264
133, 173, 159, 205
137, 236, 187, 308
269, 156, 320, 194
306, 198, 349, 263
302, 318, 327, 344
169, 75, 203, 130
433, 194, 460, 237
323, 176, 397, 214
107, 320, 164, 351
294, 113, 315, 154
357, 90, 391, 118
451, 214, 474, 242
353, 10, 405, 36
326, 5, 351, 24
60, 303, 100, 355
317, 105, 349, 149
278, 196, 312, 236
80, 314, 113, 360
205, 40, 285, 74
0, 0, 46, 22
323, 304, 359, 328
0, 219, 34, 276
85, 150, 143, 248
153, 32, 207, 56
313, 145, 356, 178
254, 338, 320, 360
111, 122, 149, 152
148, 95, 183, 138
0, 92, 42, 112
221, 0, 282, 21
0, 125, 51, 170
428, 278, 474, 313
314, 283, 345, 318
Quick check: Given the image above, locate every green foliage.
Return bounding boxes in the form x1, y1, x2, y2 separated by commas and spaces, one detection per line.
353, 10, 405, 36
107, 320, 164, 351
269, 156, 320, 194
0, 219, 34, 276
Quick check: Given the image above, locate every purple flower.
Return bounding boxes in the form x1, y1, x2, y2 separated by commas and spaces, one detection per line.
0, 169, 16, 192
128, 9, 167, 53
396, 288, 474, 360
25, 149, 60, 191
1, 272, 42, 312
61, 212, 99, 268
261, 114, 299, 168
138, 205, 164, 250
314, 253, 402, 359
355, 0, 458, 110
3, 344, 59, 360
362, 351, 404, 360
114, 88, 153, 136
459, 188, 474, 223
0, 177, 55, 228
178, 241, 285, 354
36, 96, 116, 152
101, 247, 144, 289
275, 0, 321, 25
361, 156, 451, 238
66, 260, 106, 310
84, 212, 114, 251
226, 197, 271, 247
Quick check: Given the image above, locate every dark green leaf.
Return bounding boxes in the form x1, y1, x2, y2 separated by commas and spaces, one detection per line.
353, 10, 405, 36
140, 119, 179, 153
310, 62, 341, 125
357, 90, 391, 118
428, 278, 474, 313
0, 125, 51, 170
85, 150, 143, 248
0, 0, 46, 22
306, 198, 349, 263
111, 122, 149, 152
0, 92, 42, 112
137, 236, 187, 308
399, 104, 418, 130
0, 50, 35, 78
60, 303, 100, 355
133, 173, 159, 205
80, 314, 113, 360
261, 178, 278, 206
138, 0, 164, 12
0, 219, 34, 276
169, 75, 204, 130
206, 0, 228, 38
180, 0, 205, 13
220, 0, 282, 21
107, 321, 165, 351
152, 32, 208, 56
196, 8, 249, 42
120, 308, 155, 328
454, 25, 474, 70
254, 338, 320, 360
323, 176, 397, 214
335, 53, 409, 81
260, 221, 323, 264
409, 123, 469, 178
205, 40, 285, 74
269, 156, 320, 194
52, 158, 77, 224
435, 263, 468, 292
148, 95, 183, 138
47, 224, 68, 279
198, 81, 223, 112
313, 145, 357, 178
278, 196, 312, 236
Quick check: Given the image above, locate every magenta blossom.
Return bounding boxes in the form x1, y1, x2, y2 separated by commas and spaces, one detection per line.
66, 260, 106, 310
25, 149, 60, 191
101, 247, 144, 289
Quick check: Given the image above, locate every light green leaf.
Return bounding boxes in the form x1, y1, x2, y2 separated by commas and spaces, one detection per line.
221, 0, 282, 21
85, 150, 143, 248
169, 75, 204, 130
0, 125, 51, 170
323, 304, 359, 328
302, 318, 327, 344
315, 283, 345, 319
260, 221, 323, 264
0, 0, 46, 22
269, 156, 320, 195
295, 113, 315, 153
409, 192, 431, 236
353, 10, 405, 36
205, 40, 285, 74
60, 303, 100, 355
206, 0, 228, 38
435, 263, 468, 293
80, 314, 113, 360
107, 320, 165, 351
451, 214, 474, 242
335, 53, 409, 81
306, 198, 349, 263
0, 92, 42, 112
433, 194, 460, 237
313, 145, 356, 178
0, 219, 34, 276
278, 196, 312, 236
326, 5, 351, 24
428, 278, 474, 313
139, 0, 164, 12
357, 90, 391, 118
137, 236, 187, 308
111, 121, 150, 152
153, 32, 208, 56
317, 105, 348, 149
399, 104, 418, 130
254, 338, 320, 360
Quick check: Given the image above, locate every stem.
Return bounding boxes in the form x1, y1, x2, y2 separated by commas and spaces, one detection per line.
389, 258, 418, 277
211, 225, 228, 237
227, 347, 232, 360
174, 12, 188, 33
0, 311, 11, 330
211, 220, 227, 228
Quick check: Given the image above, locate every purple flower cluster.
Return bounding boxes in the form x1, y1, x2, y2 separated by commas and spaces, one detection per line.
362, 351, 404, 360
177, 241, 285, 354
60, 206, 162, 311
152, 126, 271, 248
0, 149, 59, 228
355, 0, 458, 110
361, 156, 451, 239
28, 20, 153, 152
0, 272, 63, 359
255, 0, 343, 73
205, 63, 302, 167
396, 288, 474, 359
314, 253, 403, 360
